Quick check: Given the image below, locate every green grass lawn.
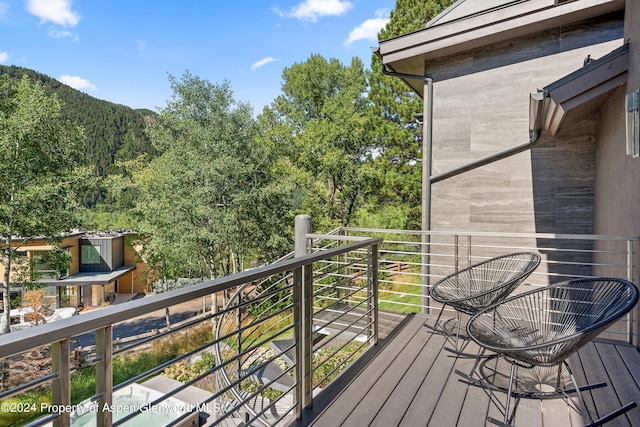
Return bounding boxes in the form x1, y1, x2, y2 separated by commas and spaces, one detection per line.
378, 273, 423, 313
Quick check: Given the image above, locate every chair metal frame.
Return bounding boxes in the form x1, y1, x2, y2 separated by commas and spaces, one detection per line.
428, 251, 541, 353
464, 277, 639, 427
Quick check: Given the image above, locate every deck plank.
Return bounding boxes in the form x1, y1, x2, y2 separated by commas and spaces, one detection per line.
594, 341, 639, 426
429, 347, 483, 427
616, 344, 640, 425
286, 314, 640, 427
298, 313, 425, 426
368, 332, 448, 427
456, 351, 493, 427
342, 322, 439, 426
580, 341, 630, 427
398, 333, 460, 426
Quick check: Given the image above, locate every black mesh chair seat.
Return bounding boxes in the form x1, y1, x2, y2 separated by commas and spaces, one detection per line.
466, 278, 639, 426
428, 252, 540, 353
431, 252, 541, 315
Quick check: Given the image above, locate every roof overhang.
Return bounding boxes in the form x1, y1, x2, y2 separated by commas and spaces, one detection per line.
40, 266, 136, 287
378, 0, 625, 96
541, 43, 629, 135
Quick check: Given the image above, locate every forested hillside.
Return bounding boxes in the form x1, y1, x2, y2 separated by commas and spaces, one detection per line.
0, 65, 156, 207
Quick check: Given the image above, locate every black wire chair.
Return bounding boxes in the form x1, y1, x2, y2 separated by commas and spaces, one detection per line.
465, 277, 639, 427
428, 252, 541, 353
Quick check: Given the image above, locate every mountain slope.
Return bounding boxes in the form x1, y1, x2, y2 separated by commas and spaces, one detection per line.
0, 65, 157, 207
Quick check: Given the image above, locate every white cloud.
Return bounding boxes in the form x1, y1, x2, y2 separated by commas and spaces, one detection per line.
0, 51, 8, 63
345, 9, 389, 46
274, 0, 353, 22
48, 28, 76, 39
59, 75, 96, 92
27, 0, 80, 27
0, 2, 9, 17
251, 56, 278, 71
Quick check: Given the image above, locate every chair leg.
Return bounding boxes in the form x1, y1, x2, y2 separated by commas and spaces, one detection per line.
424, 303, 446, 334
486, 362, 516, 427
454, 310, 462, 352
504, 363, 516, 425
425, 305, 469, 354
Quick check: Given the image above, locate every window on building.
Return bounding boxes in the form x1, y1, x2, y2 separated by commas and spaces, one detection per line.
81, 245, 101, 265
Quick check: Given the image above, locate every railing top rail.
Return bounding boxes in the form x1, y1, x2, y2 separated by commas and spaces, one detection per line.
306, 233, 374, 242
0, 237, 383, 359
340, 227, 640, 242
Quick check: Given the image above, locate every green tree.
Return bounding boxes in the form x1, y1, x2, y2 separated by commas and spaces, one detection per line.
258, 54, 371, 230
363, 0, 454, 230
0, 75, 92, 333
128, 71, 290, 281
0, 65, 156, 209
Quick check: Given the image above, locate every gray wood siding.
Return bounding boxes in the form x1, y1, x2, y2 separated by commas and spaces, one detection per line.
111, 236, 124, 269
427, 20, 623, 235
79, 237, 121, 272
422, 18, 624, 282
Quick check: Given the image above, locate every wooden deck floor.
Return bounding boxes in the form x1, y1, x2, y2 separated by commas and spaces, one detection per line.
289, 313, 640, 427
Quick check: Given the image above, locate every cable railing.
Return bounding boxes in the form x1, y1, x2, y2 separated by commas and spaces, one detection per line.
213, 230, 380, 426
335, 227, 640, 346
0, 234, 381, 427
1, 221, 638, 427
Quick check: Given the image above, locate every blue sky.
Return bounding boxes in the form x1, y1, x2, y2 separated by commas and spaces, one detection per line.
0, 0, 394, 114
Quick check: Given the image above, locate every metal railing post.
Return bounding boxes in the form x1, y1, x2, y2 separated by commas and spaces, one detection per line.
292, 265, 303, 418
294, 215, 313, 413
95, 326, 113, 427
368, 244, 379, 346
454, 235, 459, 273
51, 339, 70, 427
301, 262, 313, 409
627, 239, 636, 347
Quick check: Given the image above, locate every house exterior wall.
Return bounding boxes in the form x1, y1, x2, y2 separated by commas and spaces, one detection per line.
426, 23, 623, 235
124, 235, 150, 293
112, 236, 124, 270
423, 19, 623, 281
592, 0, 640, 284
0, 235, 82, 283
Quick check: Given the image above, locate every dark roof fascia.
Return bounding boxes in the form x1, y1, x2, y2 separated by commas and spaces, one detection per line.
542, 43, 629, 134
544, 42, 629, 94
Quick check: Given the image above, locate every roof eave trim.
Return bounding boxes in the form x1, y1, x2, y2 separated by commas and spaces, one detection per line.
380, 0, 624, 65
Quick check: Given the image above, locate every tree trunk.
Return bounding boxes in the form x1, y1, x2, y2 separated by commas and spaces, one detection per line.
211, 292, 218, 334
2, 238, 13, 334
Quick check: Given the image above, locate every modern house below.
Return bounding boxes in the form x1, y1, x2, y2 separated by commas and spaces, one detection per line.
1, 230, 149, 310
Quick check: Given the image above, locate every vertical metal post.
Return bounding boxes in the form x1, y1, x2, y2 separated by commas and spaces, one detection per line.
237, 294, 242, 392
421, 77, 434, 313
295, 214, 312, 257
51, 339, 70, 427
292, 264, 303, 419
454, 235, 459, 273
368, 244, 379, 346
294, 215, 313, 414
96, 326, 113, 427
627, 240, 636, 347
